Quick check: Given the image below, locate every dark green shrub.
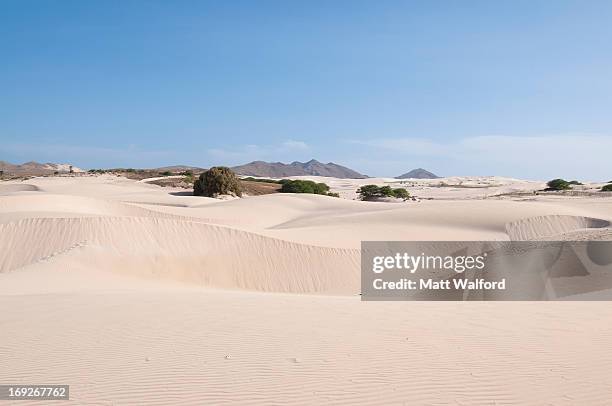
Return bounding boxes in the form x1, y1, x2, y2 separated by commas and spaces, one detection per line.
280, 180, 315, 193
568, 180, 583, 185
315, 182, 330, 194
602, 184, 612, 192
357, 185, 410, 200
327, 192, 340, 198
194, 166, 242, 197
391, 188, 410, 199
546, 179, 571, 191
279, 179, 335, 196
194, 178, 204, 195
356, 184, 381, 200
160, 171, 172, 176
378, 186, 394, 197
280, 180, 324, 194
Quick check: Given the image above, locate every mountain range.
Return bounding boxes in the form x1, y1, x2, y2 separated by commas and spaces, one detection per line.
231, 159, 368, 179
0, 159, 439, 180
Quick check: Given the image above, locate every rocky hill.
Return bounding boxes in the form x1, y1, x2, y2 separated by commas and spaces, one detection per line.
0, 161, 83, 175
232, 159, 367, 179
395, 168, 439, 179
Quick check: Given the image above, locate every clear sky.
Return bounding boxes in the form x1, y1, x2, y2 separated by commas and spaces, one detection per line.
1, 0, 611, 180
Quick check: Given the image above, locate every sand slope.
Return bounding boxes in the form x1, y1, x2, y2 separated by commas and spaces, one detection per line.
1, 175, 612, 405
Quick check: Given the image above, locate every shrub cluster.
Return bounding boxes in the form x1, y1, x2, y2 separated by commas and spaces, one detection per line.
546, 179, 571, 191
278, 179, 338, 197
182, 171, 195, 184
602, 184, 612, 192
357, 185, 410, 200
280, 179, 329, 194
194, 166, 242, 197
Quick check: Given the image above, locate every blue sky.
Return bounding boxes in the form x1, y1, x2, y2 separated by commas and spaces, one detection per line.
1, 0, 611, 180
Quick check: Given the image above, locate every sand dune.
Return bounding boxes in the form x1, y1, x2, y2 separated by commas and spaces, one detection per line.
1, 174, 612, 405
0, 216, 360, 294
0, 183, 40, 194
506, 214, 611, 240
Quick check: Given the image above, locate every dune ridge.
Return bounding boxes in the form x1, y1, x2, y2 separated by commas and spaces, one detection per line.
0, 216, 360, 294
506, 214, 611, 240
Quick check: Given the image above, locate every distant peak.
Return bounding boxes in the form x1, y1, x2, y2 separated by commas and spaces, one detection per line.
395, 168, 439, 179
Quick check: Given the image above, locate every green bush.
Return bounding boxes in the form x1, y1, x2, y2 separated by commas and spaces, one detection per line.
546, 178, 571, 191
315, 182, 330, 194
378, 186, 394, 197
568, 180, 583, 185
278, 179, 338, 196
356, 185, 381, 200
357, 185, 410, 200
193, 167, 242, 197
392, 188, 410, 199
160, 171, 172, 176
602, 184, 612, 192
280, 180, 329, 195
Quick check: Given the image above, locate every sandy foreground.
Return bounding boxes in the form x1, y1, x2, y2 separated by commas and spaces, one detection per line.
1, 174, 612, 405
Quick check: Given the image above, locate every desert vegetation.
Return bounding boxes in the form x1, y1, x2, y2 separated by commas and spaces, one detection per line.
180, 170, 195, 184
602, 184, 612, 192
357, 185, 410, 201
545, 179, 572, 191
280, 180, 329, 194
194, 167, 242, 197
278, 179, 338, 197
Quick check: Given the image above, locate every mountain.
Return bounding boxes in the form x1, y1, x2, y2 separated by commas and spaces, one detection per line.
154, 165, 207, 173
231, 159, 368, 179
395, 168, 439, 179
0, 161, 83, 175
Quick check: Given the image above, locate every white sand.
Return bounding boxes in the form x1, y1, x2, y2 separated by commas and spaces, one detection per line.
1, 174, 612, 405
